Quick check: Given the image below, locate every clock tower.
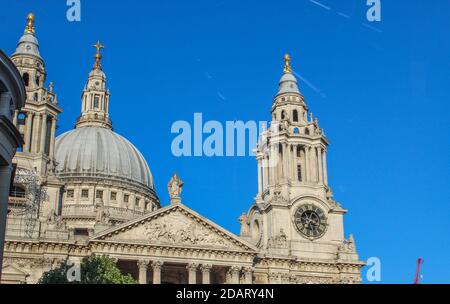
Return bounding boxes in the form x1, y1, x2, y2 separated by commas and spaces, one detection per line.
240, 55, 363, 282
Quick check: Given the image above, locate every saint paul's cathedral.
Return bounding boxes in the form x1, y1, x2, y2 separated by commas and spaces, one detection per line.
1, 14, 364, 284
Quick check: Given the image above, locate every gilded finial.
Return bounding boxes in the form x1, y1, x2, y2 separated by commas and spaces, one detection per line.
25, 13, 35, 35
93, 41, 105, 70
284, 53, 292, 73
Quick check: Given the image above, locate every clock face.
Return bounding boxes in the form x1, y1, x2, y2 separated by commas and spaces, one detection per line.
294, 204, 327, 239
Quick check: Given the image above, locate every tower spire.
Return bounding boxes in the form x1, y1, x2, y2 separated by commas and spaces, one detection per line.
93, 41, 105, 70
24, 13, 35, 35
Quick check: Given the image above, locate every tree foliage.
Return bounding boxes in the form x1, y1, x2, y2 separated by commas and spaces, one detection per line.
38, 255, 136, 284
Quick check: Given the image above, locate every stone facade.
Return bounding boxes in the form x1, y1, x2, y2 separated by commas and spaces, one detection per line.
1, 14, 365, 284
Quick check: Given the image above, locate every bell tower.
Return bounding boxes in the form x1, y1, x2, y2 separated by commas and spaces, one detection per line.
75, 41, 112, 130
10, 13, 63, 176
241, 55, 360, 266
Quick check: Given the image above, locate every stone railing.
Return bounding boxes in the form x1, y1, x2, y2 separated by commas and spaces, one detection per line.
62, 204, 147, 221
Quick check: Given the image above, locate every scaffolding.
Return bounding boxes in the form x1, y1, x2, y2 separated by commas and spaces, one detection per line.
11, 168, 47, 238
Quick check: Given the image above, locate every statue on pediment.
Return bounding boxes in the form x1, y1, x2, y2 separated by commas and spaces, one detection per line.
168, 173, 184, 204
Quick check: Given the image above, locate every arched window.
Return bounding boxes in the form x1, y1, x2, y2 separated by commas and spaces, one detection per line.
297, 146, 302, 158
293, 128, 300, 134
35, 75, 40, 86
281, 111, 286, 120
23, 73, 29, 87
18, 113, 26, 125
305, 128, 310, 136
293, 110, 299, 122
33, 93, 38, 101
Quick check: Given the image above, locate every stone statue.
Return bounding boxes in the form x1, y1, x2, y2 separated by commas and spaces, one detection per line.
168, 173, 184, 204
95, 202, 110, 225
238, 213, 249, 236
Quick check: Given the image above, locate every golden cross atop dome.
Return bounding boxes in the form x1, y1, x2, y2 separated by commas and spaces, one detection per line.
24, 13, 35, 35
284, 53, 292, 73
93, 41, 105, 69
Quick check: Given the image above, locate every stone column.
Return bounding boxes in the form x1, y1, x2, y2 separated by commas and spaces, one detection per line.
39, 113, 48, 154
269, 144, 277, 185
282, 143, 288, 181
137, 260, 150, 284
24, 113, 33, 152
200, 264, 212, 284
242, 267, 253, 284
49, 117, 57, 159
152, 261, 163, 284
31, 114, 41, 153
0, 165, 12, 281
305, 146, 310, 182
263, 156, 269, 189
228, 266, 241, 284
289, 145, 297, 181
323, 149, 328, 186
317, 147, 323, 184
187, 263, 198, 284
256, 154, 263, 196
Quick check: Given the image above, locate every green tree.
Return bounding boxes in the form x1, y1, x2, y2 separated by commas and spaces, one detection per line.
38, 255, 136, 284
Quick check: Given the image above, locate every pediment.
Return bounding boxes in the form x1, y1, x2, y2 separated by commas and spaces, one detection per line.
92, 204, 256, 252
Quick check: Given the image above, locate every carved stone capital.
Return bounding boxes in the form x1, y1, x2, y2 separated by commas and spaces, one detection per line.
187, 263, 199, 272
243, 267, 254, 275
137, 259, 150, 269
200, 264, 212, 273
229, 266, 241, 275
151, 261, 164, 271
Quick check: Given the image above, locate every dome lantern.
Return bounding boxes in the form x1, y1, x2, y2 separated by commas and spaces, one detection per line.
76, 41, 112, 129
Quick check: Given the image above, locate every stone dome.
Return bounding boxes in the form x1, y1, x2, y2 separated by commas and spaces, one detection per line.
13, 33, 42, 59
277, 72, 300, 96
55, 127, 154, 190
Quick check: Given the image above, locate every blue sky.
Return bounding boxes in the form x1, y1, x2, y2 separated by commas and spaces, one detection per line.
2, 0, 449, 284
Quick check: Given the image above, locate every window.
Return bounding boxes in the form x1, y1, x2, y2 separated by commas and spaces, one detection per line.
10, 185, 26, 198
297, 165, 303, 182
293, 128, 300, 135
18, 113, 26, 125
23, 73, 29, 87
93, 95, 100, 109
124, 194, 130, 203
305, 128, 310, 136
74, 229, 89, 236
297, 146, 301, 158
35, 75, 40, 86
96, 190, 103, 199
110, 192, 117, 201
81, 189, 89, 198
281, 111, 286, 120
293, 110, 299, 122
67, 190, 74, 198
33, 93, 38, 101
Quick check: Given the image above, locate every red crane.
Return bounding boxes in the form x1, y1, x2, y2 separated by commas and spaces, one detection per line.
414, 258, 424, 284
